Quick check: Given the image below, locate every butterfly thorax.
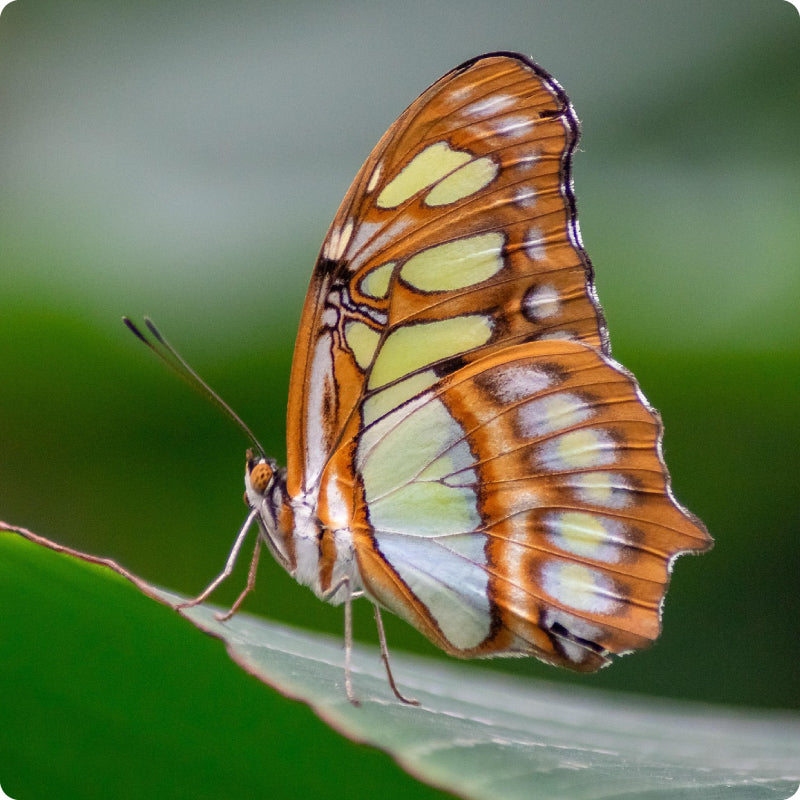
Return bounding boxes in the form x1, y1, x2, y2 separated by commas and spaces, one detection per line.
244, 452, 361, 606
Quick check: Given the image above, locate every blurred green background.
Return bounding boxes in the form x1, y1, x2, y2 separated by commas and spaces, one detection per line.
1, 0, 798, 748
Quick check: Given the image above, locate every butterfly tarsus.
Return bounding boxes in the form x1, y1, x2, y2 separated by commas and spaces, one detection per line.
373, 604, 419, 706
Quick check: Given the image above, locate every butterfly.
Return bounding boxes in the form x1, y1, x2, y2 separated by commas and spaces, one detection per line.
130, 51, 712, 705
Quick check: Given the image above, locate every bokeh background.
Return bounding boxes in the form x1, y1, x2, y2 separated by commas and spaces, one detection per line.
1, 0, 798, 741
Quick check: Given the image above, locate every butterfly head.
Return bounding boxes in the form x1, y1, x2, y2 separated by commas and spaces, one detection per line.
244, 448, 294, 571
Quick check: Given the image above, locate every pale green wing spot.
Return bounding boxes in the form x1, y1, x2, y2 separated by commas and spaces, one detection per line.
365, 161, 383, 193
358, 261, 396, 299
544, 511, 625, 563
516, 393, 593, 439
368, 315, 493, 389
362, 369, 438, 426
324, 218, 354, 261
344, 321, 381, 370
367, 434, 480, 538
376, 142, 471, 209
565, 472, 632, 509
400, 232, 505, 292
425, 156, 498, 206
374, 532, 492, 650
538, 429, 617, 470
541, 562, 621, 615
434, 531, 488, 563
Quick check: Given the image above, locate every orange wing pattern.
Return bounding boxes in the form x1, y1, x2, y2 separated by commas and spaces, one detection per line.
349, 341, 709, 666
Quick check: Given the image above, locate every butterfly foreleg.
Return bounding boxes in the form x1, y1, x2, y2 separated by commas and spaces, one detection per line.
215, 535, 262, 622
176, 507, 259, 612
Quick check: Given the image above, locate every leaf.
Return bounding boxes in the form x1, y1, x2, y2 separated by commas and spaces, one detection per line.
2, 523, 799, 800
0, 525, 446, 800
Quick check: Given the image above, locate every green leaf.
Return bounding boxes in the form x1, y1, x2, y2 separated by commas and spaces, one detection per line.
0, 526, 447, 800
2, 525, 799, 800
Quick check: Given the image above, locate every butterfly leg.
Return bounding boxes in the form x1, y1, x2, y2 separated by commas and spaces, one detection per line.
316, 576, 359, 704
176, 508, 258, 611
215, 536, 262, 622
373, 604, 419, 706
343, 583, 359, 707
318, 576, 362, 705
321, 580, 417, 705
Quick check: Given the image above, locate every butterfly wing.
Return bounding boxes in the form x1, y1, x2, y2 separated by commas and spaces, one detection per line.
350, 340, 710, 668
286, 52, 607, 498
284, 52, 711, 669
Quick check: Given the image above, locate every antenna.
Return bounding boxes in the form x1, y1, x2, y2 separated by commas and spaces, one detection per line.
123, 316, 266, 457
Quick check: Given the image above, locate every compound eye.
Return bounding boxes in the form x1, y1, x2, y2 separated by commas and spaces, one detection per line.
249, 460, 273, 495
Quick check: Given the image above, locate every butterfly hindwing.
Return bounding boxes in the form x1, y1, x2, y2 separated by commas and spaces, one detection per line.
348, 340, 709, 667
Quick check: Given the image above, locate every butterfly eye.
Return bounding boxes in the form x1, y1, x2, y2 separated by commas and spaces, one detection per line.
248, 460, 273, 495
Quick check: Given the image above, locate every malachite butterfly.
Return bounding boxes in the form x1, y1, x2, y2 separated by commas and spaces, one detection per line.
128, 51, 712, 705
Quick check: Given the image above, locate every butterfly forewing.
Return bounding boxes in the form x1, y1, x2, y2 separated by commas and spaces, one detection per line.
287, 53, 607, 496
